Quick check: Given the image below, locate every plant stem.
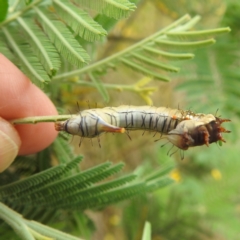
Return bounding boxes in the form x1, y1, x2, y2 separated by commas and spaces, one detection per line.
55, 80, 156, 92
11, 115, 72, 125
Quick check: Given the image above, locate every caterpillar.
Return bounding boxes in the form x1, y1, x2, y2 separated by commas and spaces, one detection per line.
55, 105, 230, 150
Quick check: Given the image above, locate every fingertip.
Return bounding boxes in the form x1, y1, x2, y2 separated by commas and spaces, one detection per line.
0, 118, 21, 172
16, 122, 58, 155
0, 54, 59, 155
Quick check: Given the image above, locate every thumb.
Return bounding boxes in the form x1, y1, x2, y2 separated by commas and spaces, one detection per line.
0, 118, 21, 172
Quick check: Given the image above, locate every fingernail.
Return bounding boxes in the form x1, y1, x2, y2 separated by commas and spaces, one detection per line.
0, 118, 21, 172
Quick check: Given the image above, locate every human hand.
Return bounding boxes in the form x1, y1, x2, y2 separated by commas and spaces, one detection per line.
0, 54, 58, 172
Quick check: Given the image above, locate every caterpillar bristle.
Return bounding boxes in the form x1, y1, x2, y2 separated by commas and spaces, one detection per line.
125, 131, 132, 140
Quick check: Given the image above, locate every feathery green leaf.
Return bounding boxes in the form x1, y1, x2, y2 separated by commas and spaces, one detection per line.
16, 163, 124, 206
120, 58, 171, 81
0, 34, 16, 64
145, 178, 174, 192
39, 174, 137, 209
53, 137, 76, 164
0, 158, 82, 201
64, 156, 83, 173
0, 165, 65, 200
2, 27, 51, 84
17, 162, 113, 204
55, 15, 229, 86
144, 165, 175, 181
167, 27, 231, 40
17, 17, 61, 76
81, 182, 146, 210
53, 0, 107, 42
155, 38, 216, 50
142, 46, 194, 60
74, 0, 136, 19
131, 52, 180, 72
34, 6, 90, 67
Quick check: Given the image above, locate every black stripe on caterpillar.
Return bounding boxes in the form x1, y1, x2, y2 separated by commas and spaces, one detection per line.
55, 105, 230, 150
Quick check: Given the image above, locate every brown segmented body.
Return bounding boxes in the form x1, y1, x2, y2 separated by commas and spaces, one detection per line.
55, 105, 230, 150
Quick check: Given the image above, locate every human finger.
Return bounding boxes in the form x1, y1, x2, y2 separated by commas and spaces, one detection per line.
0, 54, 58, 155
0, 118, 21, 172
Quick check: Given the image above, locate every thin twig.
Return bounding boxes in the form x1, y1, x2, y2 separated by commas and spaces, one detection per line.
11, 115, 73, 125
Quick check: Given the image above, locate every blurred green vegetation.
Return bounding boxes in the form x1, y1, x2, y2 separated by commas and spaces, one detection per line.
1, 0, 240, 240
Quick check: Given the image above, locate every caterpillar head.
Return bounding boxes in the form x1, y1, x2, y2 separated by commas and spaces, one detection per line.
167, 115, 230, 150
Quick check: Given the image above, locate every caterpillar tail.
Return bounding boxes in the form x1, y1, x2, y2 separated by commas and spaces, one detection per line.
55, 116, 125, 138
